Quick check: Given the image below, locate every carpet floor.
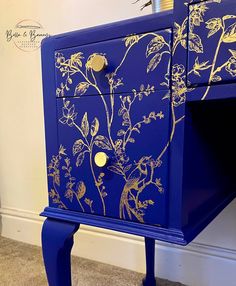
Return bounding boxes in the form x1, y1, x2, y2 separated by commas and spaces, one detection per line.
0, 236, 186, 286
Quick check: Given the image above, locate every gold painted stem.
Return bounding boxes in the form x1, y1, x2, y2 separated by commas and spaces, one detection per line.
89, 147, 106, 216
201, 29, 225, 100
157, 102, 175, 161
73, 191, 85, 212
52, 181, 67, 209
172, 18, 188, 55
114, 32, 162, 75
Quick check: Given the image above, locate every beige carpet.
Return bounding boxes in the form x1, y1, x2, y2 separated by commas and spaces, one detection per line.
0, 236, 186, 286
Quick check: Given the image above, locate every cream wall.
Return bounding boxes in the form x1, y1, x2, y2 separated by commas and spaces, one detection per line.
0, 1, 236, 286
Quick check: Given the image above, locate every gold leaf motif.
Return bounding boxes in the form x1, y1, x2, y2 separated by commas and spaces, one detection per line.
188, 33, 203, 53
70, 52, 83, 67
65, 189, 74, 202
193, 57, 212, 76
124, 35, 139, 47
59, 145, 67, 156
77, 181, 86, 199
107, 165, 124, 175
124, 164, 132, 173
206, 18, 222, 38
72, 139, 85, 156
223, 15, 236, 21
223, 22, 236, 43
74, 82, 89, 96
146, 35, 165, 57
54, 173, 60, 186
117, 129, 125, 136
84, 198, 94, 213
115, 139, 123, 148
94, 135, 112, 150
102, 192, 107, 198
81, 112, 89, 137
147, 53, 162, 73
180, 38, 187, 49
90, 117, 99, 137
76, 152, 85, 167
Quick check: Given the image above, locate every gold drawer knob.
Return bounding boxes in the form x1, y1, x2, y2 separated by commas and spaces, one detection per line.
94, 152, 109, 167
91, 54, 107, 72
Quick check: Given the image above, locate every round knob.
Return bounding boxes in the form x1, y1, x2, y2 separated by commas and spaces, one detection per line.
91, 54, 107, 72
94, 152, 109, 167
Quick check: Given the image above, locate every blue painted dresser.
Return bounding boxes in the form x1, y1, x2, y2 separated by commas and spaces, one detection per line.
41, 1, 236, 285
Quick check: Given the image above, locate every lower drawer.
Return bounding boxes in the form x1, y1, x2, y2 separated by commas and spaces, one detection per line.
48, 89, 170, 226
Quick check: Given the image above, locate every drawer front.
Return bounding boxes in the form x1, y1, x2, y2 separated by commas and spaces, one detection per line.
48, 89, 170, 226
187, 0, 236, 87
55, 29, 171, 97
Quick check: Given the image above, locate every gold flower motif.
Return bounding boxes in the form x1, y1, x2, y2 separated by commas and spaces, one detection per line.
226, 56, 236, 77
65, 189, 74, 202
172, 64, 185, 80
189, 3, 208, 29
55, 52, 65, 68
59, 104, 78, 127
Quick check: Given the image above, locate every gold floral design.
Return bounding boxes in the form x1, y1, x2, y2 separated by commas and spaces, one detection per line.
59, 99, 108, 215
226, 51, 236, 77
50, 0, 236, 223
48, 144, 95, 213
48, 145, 67, 209
173, 0, 236, 101
59, 101, 78, 127
189, 3, 236, 99
173, 2, 208, 54
52, 31, 172, 223
119, 156, 164, 222
62, 157, 87, 212
172, 64, 197, 107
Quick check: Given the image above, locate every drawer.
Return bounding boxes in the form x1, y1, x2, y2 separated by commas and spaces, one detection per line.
187, 0, 236, 87
49, 89, 170, 226
55, 29, 171, 97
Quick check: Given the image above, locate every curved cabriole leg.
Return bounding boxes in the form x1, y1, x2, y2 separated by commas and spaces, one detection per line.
143, 237, 156, 286
42, 218, 80, 286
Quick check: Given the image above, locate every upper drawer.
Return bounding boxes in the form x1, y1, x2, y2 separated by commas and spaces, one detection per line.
55, 29, 171, 97
187, 0, 236, 87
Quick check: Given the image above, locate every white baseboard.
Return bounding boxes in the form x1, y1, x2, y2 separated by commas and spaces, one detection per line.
1, 206, 236, 286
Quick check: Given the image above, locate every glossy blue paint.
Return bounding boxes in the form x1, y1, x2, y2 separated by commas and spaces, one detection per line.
55, 29, 171, 97
42, 207, 187, 245
187, 0, 236, 87
41, 1, 236, 285
56, 90, 170, 226
42, 219, 79, 286
143, 237, 156, 286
